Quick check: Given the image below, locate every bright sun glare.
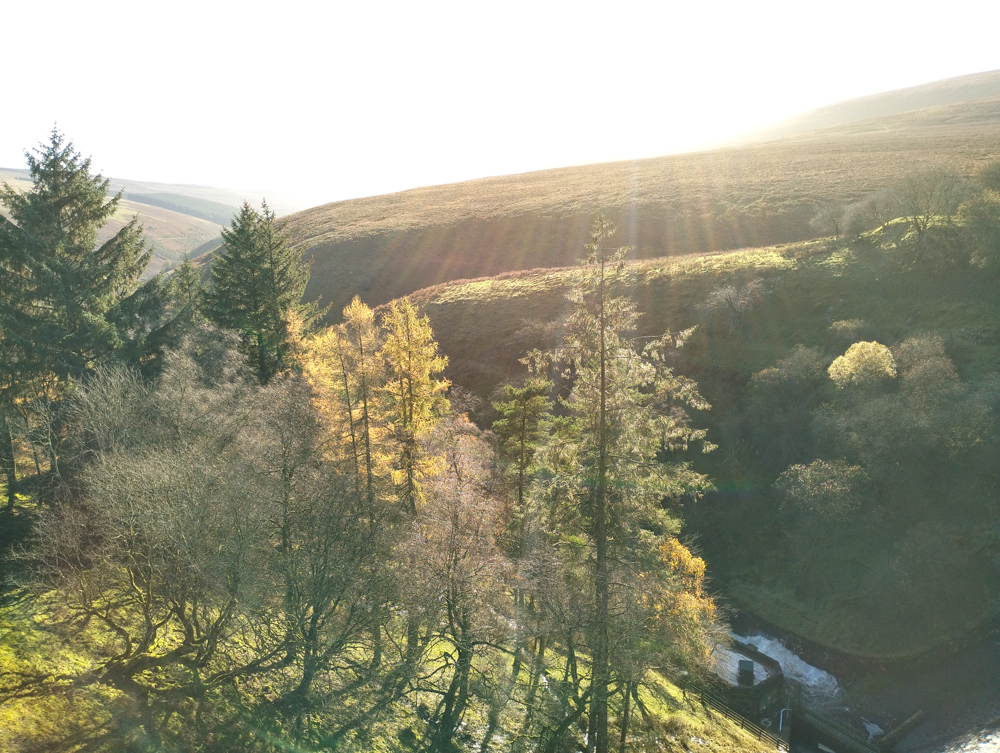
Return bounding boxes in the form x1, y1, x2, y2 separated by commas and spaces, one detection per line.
3, 0, 1000, 208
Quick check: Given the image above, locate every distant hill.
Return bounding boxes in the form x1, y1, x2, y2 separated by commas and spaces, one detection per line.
105, 177, 303, 218
277, 89, 1000, 321
125, 192, 237, 226
736, 69, 1000, 143
0, 169, 302, 277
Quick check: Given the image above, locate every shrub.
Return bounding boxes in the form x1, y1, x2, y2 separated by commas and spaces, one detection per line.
776, 459, 871, 521
828, 341, 896, 389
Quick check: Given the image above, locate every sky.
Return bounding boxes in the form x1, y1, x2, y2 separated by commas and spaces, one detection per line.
4, 0, 1000, 210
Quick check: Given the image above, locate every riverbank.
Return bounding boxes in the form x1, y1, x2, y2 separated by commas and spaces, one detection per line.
728, 606, 1000, 753
852, 625, 1000, 753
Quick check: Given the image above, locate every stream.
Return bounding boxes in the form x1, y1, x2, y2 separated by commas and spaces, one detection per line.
731, 629, 1000, 752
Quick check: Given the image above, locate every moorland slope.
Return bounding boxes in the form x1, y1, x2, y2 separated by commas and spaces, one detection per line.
400, 232, 1000, 659
740, 68, 1000, 143
280, 78, 1000, 320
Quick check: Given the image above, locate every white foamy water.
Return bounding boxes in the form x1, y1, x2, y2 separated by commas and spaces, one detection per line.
937, 729, 1000, 753
861, 717, 884, 741
732, 633, 843, 705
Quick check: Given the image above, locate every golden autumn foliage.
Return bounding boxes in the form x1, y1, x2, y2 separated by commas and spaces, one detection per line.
380, 299, 450, 514
303, 296, 449, 514
648, 537, 718, 666
828, 341, 897, 389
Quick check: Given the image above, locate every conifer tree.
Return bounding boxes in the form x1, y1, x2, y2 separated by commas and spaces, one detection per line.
165, 254, 205, 323
533, 215, 714, 753
0, 129, 161, 496
305, 297, 389, 516
0, 130, 157, 388
492, 377, 553, 554
206, 201, 310, 384
380, 300, 449, 515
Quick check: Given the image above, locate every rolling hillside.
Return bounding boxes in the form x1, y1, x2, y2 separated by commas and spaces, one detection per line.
262, 70, 1000, 660
0, 169, 301, 277
738, 68, 1000, 143
397, 232, 1000, 659
280, 75, 1000, 320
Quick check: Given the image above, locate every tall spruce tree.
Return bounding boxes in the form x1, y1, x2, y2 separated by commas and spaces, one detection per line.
206, 201, 310, 384
0, 129, 160, 501
493, 378, 553, 508
164, 254, 205, 324
533, 215, 714, 753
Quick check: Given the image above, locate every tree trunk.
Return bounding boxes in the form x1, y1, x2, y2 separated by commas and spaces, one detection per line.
541, 687, 593, 753
589, 237, 611, 753
479, 643, 525, 753
515, 635, 548, 750
406, 615, 421, 662
370, 622, 382, 671
1, 412, 17, 512
619, 680, 635, 753
432, 641, 473, 752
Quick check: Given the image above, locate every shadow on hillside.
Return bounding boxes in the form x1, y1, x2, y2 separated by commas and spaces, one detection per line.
0, 503, 36, 594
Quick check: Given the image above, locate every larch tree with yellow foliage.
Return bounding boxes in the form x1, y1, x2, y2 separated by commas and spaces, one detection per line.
380, 300, 450, 516
305, 297, 450, 517
305, 297, 390, 521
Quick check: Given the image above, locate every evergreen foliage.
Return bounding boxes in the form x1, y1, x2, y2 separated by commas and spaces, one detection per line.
530, 216, 715, 753
0, 129, 162, 505
164, 254, 205, 323
206, 201, 311, 383
0, 129, 159, 397
492, 377, 553, 519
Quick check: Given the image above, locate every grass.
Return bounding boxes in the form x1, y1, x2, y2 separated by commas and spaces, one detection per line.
274, 95, 1000, 323
0, 593, 774, 753
2, 167, 224, 278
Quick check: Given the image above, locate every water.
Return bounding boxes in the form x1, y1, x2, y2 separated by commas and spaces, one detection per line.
935, 728, 1000, 753
861, 717, 885, 741
732, 631, 1000, 753
732, 633, 843, 706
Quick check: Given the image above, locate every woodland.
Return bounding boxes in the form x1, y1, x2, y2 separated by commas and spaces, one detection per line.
2, 110, 1000, 753
1, 132, 727, 753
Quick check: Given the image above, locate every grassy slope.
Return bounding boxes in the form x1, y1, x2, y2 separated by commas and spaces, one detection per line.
740, 68, 1000, 143
399, 237, 1000, 658
1, 168, 224, 277
0, 585, 773, 753
102, 199, 223, 276
125, 192, 238, 225
282, 95, 1000, 322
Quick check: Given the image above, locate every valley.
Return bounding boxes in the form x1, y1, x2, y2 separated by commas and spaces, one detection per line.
4, 69, 1000, 752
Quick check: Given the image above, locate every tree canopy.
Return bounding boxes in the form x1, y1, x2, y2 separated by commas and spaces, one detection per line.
0, 129, 160, 399
828, 341, 897, 389
0, 129, 163, 506
206, 201, 311, 383
529, 215, 716, 753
